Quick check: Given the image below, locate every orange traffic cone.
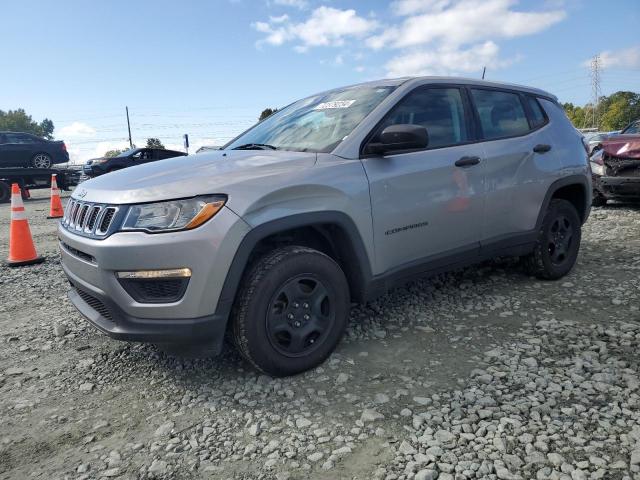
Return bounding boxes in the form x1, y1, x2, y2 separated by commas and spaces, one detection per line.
5, 183, 44, 267
47, 174, 64, 219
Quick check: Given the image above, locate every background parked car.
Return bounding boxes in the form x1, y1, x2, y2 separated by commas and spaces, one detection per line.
0, 131, 69, 168
83, 147, 187, 177
590, 122, 640, 206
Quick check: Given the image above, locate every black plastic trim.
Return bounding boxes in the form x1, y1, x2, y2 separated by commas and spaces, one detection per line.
213, 212, 373, 322
535, 175, 591, 226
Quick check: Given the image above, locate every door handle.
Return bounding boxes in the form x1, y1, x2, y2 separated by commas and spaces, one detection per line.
454, 156, 481, 167
533, 144, 552, 153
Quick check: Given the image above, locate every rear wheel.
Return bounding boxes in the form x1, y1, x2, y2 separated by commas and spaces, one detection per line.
232, 246, 350, 377
522, 199, 581, 280
32, 153, 52, 169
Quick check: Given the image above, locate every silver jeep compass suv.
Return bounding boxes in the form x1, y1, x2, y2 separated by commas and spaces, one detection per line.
59, 77, 591, 376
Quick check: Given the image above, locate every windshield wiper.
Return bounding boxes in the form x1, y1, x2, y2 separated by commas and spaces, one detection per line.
232, 143, 278, 150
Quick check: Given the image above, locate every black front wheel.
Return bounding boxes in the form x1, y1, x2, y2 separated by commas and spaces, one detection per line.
523, 199, 581, 280
232, 246, 350, 377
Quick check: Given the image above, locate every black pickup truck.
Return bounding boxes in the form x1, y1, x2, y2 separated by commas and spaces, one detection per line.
0, 167, 81, 202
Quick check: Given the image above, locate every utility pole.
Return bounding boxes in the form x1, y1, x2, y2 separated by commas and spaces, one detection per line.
589, 55, 602, 130
126, 106, 133, 148
481, 66, 486, 80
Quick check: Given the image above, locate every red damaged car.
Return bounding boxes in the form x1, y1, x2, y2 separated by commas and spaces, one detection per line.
590, 119, 640, 206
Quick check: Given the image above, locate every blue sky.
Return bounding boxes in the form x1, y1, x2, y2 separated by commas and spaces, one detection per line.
2, 0, 639, 162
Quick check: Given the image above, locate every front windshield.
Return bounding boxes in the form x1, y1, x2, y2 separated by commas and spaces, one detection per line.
116, 148, 138, 157
225, 86, 396, 153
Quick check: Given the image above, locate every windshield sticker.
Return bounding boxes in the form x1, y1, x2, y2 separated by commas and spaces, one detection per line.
314, 100, 356, 110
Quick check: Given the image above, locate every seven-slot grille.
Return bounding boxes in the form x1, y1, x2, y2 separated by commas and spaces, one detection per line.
63, 199, 118, 236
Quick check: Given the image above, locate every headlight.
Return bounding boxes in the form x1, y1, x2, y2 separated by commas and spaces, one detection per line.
590, 149, 605, 176
590, 162, 605, 176
122, 196, 226, 232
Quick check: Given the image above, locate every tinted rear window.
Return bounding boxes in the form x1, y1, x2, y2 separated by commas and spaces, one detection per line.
471, 89, 530, 140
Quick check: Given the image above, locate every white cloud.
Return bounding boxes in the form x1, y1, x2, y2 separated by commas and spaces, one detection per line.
583, 45, 640, 69
385, 41, 516, 77
368, 0, 565, 50
390, 0, 452, 16
369, 0, 565, 77
270, 0, 308, 9
253, 6, 378, 50
59, 121, 96, 138
269, 14, 289, 23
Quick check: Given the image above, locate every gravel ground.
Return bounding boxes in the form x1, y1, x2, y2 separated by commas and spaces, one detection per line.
0, 190, 639, 480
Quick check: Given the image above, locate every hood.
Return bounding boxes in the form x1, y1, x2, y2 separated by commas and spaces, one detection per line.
72, 150, 317, 204
601, 135, 640, 159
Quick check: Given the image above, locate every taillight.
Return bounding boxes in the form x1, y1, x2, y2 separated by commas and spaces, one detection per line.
62, 142, 67, 152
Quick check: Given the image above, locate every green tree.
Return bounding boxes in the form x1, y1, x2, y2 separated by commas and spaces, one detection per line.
563, 91, 640, 131
0, 109, 55, 139
104, 149, 125, 158
259, 108, 277, 121
146, 137, 165, 149
599, 91, 640, 131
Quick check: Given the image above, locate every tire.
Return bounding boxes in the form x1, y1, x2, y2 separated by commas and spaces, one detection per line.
231, 246, 350, 377
31, 153, 52, 169
522, 199, 581, 280
592, 189, 607, 207
0, 181, 10, 203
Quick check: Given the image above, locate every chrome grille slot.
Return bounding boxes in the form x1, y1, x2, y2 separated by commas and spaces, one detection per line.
76, 205, 89, 230
85, 206, 101, 232
68, 201, 79, 226
97, 208, 116, 235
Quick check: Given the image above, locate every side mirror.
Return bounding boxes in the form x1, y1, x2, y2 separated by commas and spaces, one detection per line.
366, 124, 429, 155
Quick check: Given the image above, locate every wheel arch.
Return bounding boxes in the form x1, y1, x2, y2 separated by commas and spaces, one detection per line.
536, 175, 591, 227
213, 211, 373, 323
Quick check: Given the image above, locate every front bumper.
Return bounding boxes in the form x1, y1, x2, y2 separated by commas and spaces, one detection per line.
594, 175, 640, 199
58, 206, 250, 347
66, 270, 226, 345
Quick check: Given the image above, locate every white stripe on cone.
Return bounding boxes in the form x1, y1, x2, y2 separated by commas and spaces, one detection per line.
11, 191, 27, 220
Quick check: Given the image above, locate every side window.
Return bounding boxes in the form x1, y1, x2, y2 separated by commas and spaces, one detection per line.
525, 96, 547, 129
5, 133, 34, 144
471, 89, 530, 140
375, 87, 469, 149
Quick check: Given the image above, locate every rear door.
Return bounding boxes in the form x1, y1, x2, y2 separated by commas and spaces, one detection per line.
361, 85, 485, 274
469, 88, 560, 245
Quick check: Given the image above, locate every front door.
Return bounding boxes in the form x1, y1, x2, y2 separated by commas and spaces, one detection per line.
361, 86, 485, 274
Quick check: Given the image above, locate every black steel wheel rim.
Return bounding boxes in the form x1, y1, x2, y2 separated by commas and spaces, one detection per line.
547, 214, 574, 265
265, 274, 335, 357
